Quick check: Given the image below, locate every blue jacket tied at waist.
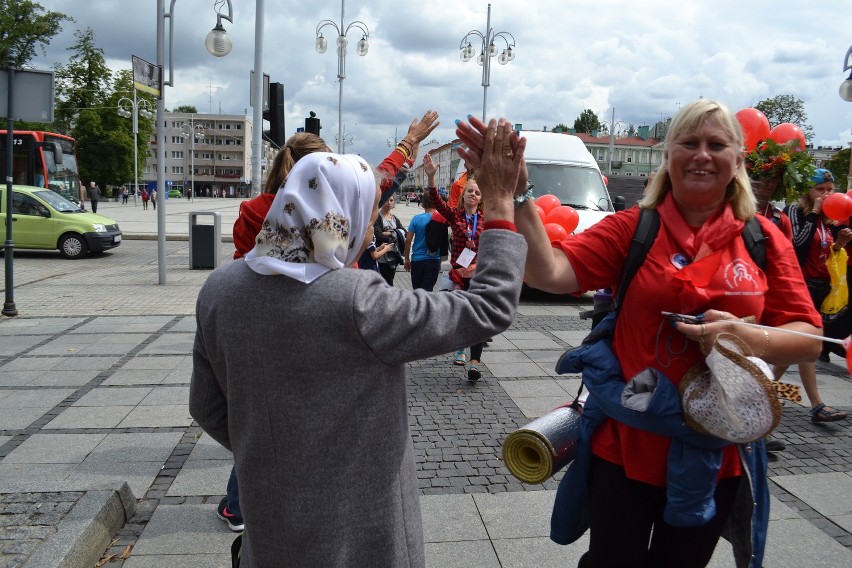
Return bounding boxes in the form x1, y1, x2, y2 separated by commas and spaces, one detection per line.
550, 312, 768, 568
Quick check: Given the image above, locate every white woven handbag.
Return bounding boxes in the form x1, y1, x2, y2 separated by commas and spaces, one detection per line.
680, 333, 781, 443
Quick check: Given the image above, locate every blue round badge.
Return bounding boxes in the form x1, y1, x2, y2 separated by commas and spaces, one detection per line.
670, 253, 692, 270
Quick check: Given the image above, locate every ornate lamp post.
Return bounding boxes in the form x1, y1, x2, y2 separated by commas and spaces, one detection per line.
118, 95, 153, 206
840, 45, 852, 191
335, 125, 355, 154
315, 0, 370, 153
155, 0, 232, 284
180, 117, 205, 201
459, 3, 516, 121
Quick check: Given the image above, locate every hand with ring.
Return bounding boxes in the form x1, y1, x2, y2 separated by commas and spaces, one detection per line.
673, 309, 741, 353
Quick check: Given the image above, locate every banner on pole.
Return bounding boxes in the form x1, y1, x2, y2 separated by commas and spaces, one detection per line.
133, 55, 162, 98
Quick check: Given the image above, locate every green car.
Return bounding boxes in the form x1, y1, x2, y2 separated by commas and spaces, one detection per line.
0, 185, 122, 259
169, 188, 182, 198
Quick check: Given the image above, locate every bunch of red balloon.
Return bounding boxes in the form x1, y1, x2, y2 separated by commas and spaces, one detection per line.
534, 195, 579, 241
735, 108, 807, 152
822, 193, 852, 222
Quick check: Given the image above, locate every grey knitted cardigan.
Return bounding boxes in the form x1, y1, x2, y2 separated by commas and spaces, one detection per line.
190, 229, 527, 568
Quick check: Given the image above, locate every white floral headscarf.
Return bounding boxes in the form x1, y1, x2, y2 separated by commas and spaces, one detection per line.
244, 152, 376, 283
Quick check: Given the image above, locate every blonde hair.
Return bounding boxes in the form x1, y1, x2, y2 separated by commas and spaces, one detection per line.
264, 133, 331, 194
458, 176, 483, 212
638, 99, 755, 220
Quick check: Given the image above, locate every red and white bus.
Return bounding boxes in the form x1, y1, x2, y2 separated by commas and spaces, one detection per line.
0, 130, 82, 204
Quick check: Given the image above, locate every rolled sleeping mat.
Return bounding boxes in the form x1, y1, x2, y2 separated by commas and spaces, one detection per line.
502, 404, 583, 484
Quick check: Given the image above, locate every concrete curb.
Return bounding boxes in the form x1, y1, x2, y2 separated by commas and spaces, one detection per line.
22, 483, 136, 568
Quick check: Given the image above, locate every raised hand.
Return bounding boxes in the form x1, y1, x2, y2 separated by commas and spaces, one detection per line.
405, 110, 440, 144
470, 118, 527, 222
423, 153, 438, 178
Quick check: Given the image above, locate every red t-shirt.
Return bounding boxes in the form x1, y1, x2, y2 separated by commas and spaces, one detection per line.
555, 207, 821, 487
801, 220, 834, 279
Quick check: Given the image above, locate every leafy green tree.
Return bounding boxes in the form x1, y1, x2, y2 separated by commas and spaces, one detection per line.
573, 109, 601, 134
173, 105, 198, 113
754, 94, 815, 142
0, 0, 71, 68
551, 123, 570, 133
824, 147, 850, 193
74, 109, 133, 190
54, 27, 112, 134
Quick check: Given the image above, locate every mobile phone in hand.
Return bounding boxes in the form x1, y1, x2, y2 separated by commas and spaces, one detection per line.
660, 311, 703, 324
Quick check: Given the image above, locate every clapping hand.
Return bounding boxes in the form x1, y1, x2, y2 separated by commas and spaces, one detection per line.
405, 110, 440, 145
456, 117, 526, 218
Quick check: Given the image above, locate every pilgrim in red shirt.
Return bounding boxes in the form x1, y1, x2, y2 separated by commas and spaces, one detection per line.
554, 196, 821, 487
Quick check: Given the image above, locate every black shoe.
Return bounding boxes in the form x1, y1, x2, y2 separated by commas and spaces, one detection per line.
217, 497, 244, 532
765, 438, 785, 453
818, 352, 831, 363
467, 365, 481, 382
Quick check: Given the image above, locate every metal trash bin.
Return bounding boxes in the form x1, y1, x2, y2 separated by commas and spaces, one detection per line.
188, 211, 221, 269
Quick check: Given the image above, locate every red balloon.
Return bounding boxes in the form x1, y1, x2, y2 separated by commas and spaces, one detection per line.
768, 123, 806, 151
536, 205, 547, 225
544, 223, 569, 241
546, 205, 580, 234
535, 194, 561, 213
845, 338, 852, 375
735, 108, 770, 151
822, 193, 852, 221
602, 174, 609, 187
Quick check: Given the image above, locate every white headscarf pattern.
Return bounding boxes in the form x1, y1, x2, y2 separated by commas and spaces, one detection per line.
244, 152, 376, 283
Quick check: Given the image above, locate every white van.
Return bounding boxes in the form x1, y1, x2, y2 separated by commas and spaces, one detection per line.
520, 131, 615, 232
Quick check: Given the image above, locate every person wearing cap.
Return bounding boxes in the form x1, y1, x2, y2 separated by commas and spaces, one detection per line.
777, 168, 850, 422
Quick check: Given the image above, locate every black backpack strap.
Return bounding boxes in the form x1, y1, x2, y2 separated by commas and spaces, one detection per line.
742, 216, 767, 270
612, 208, 660, 311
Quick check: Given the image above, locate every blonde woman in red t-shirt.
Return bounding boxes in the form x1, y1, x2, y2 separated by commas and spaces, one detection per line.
458, 101, 821, 567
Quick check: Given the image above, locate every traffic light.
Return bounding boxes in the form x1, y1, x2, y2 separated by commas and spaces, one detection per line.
263, 82, 285, 148
305, 111, 321, 136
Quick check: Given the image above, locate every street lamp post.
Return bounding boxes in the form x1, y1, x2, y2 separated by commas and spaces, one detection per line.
335, 125, 354, 154
315, 0, 370, 154
156, 0, 233, 284
180, 116, 205, 202
117, 93, 153, 207
387, 126, 400, 148
459, 3, 516, 121
840, 45, 852, 192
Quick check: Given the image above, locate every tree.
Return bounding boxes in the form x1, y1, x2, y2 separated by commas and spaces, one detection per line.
573, 109, 601, 134
0, 0, 71, 68
173, 105, 198, 113
824, 147, 850, 193
54, 27, 112, 134
551, 123, 570, 133
754, 94, 815, 142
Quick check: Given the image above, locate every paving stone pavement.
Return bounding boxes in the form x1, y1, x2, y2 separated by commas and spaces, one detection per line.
0, 201, 850, 567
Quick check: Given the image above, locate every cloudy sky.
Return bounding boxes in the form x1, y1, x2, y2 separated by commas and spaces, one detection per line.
29, 0, 852, 166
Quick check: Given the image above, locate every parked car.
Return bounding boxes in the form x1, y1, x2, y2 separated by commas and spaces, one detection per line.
168, 188, 182, 198
0, 185, 122, 259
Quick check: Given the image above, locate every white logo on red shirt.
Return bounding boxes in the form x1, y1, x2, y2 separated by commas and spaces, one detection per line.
723, 259, 759, 293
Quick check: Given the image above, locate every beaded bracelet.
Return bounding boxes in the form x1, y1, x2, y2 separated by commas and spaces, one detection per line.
757, 329, 770, 358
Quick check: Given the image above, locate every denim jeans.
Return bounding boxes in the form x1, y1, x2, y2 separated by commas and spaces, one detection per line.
227, 465, 241, 517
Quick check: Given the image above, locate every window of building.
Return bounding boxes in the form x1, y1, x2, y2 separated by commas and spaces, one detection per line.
172, 166, 184, 174
171, 151, 184, 159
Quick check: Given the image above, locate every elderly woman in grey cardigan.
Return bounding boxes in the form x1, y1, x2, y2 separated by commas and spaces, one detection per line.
190, 118, 528, 568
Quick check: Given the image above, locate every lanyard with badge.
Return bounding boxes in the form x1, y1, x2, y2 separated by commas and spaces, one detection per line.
457, 212, 479, 269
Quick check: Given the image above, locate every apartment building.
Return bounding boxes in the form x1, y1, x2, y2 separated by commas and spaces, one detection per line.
143, 112, 267, 197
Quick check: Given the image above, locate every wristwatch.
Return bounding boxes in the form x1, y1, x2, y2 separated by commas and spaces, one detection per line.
513, 188, 535, 208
